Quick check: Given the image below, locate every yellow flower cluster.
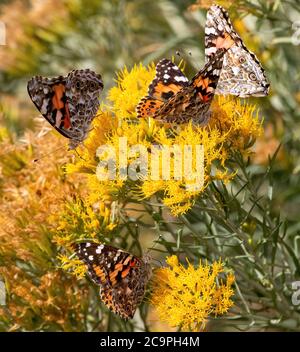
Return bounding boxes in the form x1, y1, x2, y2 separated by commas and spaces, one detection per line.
151, 255, 235, 331
67, 63, 262, 216
52, 61, 258, 327
52, 197, 118, 248
53, 197, 118, 277
108, 64, 156, 118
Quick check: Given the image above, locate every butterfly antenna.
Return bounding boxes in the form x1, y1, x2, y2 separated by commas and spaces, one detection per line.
175, 49, 192, 61
33, 144, 67, 163
145, 234, 164, 268
151, 257, 164, 267
146, 234, 163, 255
74, 147, 88, 161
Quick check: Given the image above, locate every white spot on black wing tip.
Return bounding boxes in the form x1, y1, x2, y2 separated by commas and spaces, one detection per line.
205, 27, 217, 35
95, 244, 104, 254
174, 75, 189, 83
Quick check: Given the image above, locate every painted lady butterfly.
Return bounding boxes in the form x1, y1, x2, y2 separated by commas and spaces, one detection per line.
205, 5, 269, 97
136, 48, 229, 124
73, 242, 152, 320
27, 69, 103, 150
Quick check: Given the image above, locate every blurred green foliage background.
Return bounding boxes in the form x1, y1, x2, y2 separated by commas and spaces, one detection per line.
0, 0, 300, 331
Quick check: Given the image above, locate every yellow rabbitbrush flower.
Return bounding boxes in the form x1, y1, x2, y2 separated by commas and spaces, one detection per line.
151, 256, 235, 331
58, 255, 87, 279
52, 197, 118, 250
108, 64, 156, 118
210, 97, 263, 152
67, 63, 262, 217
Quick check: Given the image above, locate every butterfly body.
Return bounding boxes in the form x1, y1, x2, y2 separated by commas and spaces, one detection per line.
73, 242, 152, 319
27, 69, 103, 149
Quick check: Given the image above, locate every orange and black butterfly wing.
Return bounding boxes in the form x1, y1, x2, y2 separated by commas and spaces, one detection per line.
73, 242, 152, 319
204, 5, 239, 59
154, 49, 226, 124
27, 69, 103, 149
205, 5, 269, 97
136, 96, 164, 119
136, 59, 189, 118
190, 49, 226, 105
148, 59, 189, 101
27, 75, 74, 140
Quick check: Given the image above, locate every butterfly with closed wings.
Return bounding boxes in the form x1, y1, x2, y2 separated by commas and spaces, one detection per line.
27, 69, 103, 150
205, 5, 269, 97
